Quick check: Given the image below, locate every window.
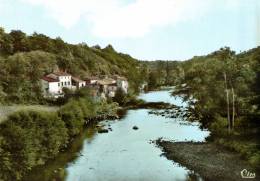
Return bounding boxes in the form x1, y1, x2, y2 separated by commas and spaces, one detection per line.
58, 83, 60, 87
61, 82, 63, 86
68, 82, 70, 85
65, 82, 67, 86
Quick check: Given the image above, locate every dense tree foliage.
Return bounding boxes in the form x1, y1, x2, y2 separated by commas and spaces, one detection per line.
142, 60, 181, 89
0, 111, 68, 180
168, 47, 260, 167
0, 27, 146, 104
113, 88, 127, 105
0, 51, 56, 103
143, 47, 260, 167
0, 95, 119, 180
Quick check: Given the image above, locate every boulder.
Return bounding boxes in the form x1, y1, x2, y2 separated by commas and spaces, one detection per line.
133, 126, 139, 130
98, 129, 109, 133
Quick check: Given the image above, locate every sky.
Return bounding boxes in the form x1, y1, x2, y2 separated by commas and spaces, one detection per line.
0, 0, 259, 60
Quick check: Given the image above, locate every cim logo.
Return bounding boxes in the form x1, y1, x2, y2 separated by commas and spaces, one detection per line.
241, 169, 256, 179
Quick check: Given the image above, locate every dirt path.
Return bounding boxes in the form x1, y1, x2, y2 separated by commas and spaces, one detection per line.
157, 140, 259, 181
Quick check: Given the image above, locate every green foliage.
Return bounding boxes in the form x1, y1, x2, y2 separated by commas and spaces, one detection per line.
0, 110, 68, 180
142, 60, 181, 87
58, 100, 85, 137
249, 152, 260, 168
0, 95, 119, 180
0, 50, 56, 103
113, 88, 126, 105
209, 116, 228, 135
96, 100, 119, 116
0, 27, 144, 104
171, 47, 260, 128
169, 46, 260, 168
148, 71, 158, 90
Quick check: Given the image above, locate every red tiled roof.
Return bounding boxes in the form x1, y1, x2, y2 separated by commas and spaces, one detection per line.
42, 76, 59, 82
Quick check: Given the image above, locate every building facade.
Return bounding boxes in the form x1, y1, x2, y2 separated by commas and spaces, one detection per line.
42, 72, 129, 98
41, 72, 72, 97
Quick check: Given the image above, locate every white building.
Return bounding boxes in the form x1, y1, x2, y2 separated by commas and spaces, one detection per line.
85, 76, 100, 85
113, 75, 129, 93
96, 78, 116, 98
41, 76, 60, 96
41, 72, 72, 97
41, 72, 129, 98
72, 77, 86, 89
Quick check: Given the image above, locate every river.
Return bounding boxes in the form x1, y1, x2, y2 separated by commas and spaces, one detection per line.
24, 90, 210, 181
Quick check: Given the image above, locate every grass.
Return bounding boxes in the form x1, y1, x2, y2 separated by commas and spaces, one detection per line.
0, 105, 59, 123
214, 135, 260, 168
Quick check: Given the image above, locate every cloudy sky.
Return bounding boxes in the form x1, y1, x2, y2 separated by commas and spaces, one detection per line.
0, 0, 259, 60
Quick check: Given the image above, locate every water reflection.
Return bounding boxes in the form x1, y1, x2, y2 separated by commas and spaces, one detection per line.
23, 125, 97, 181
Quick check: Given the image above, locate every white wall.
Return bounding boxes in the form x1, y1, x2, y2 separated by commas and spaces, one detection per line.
117, 80, 128, 93
49, 82, 60, 94
41, 80, 60, 95
79, 82, 86, 88
90, 80, 97, 84
58, 76, 72, 89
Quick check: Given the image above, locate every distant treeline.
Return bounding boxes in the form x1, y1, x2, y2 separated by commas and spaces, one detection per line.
0, 27, 147, 104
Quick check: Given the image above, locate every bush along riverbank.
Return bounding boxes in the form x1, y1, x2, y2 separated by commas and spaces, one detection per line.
154, 90, 260, 180
152, 47, 260, 180
0, 97, 119, 181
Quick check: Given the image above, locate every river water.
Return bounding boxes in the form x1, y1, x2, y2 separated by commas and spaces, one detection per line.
24, 90, 209, 181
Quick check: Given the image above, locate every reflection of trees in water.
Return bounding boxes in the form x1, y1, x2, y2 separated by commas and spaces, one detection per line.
22, 125, 98, 181
185, 171, 203, 181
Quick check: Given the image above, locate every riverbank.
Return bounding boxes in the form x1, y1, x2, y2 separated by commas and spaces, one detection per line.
0, 98, 120, 181
157, 140, 259, 181
20, 89, 210, 181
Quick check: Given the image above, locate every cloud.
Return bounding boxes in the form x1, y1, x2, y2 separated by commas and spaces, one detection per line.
20, 0, 243, 38
91, 0, 210, 38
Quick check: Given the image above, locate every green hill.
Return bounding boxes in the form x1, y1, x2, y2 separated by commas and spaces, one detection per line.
0, 27, 147, 104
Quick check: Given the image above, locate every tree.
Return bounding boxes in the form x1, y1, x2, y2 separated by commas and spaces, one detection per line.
2, 51, 56, 103
0, 28, 14, 54
148, 71, 157, 90
28, 32, 54, 52
113, 88, 126, 105
9, 30, 29, 52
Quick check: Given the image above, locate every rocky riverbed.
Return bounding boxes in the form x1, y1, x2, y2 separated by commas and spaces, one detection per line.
157, 140, 259, 181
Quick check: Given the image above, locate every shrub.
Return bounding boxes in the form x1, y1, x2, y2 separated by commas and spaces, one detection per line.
249, 152, 260, 168
113, 88, 126, 105
0, 110, 68, 180
209, 116, 228, 136
58, 100, 84, 137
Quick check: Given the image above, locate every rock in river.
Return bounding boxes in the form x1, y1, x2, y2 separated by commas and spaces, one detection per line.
132, 126, 139, 130
98, 129, 109, 133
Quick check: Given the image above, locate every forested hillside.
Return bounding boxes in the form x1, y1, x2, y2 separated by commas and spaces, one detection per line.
146, 47, 260, 168
0, 27, 146, 104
